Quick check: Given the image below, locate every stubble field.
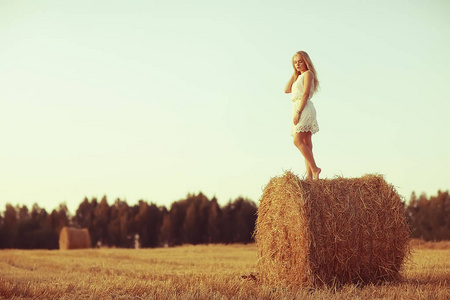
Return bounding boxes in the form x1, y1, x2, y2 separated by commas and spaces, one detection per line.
0, 241, 449, 299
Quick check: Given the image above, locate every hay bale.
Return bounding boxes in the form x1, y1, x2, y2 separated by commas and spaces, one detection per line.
59, 227, 91, 250
255, 171, 410, 287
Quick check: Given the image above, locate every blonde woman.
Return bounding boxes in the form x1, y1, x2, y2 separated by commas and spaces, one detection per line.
284, 51, 321, 180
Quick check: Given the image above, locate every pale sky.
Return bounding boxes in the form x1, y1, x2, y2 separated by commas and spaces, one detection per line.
1, 0, 449, 214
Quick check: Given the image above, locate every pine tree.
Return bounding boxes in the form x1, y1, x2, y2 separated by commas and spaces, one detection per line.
2, 204, 18, 248
93, 196, 110, 246
207, 197, 222, 243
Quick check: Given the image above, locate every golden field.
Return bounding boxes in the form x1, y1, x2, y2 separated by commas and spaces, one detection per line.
0, 241, 449, 299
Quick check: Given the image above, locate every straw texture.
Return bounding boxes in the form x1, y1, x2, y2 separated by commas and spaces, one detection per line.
255, 171, 410, 287
59, 227, 91, 250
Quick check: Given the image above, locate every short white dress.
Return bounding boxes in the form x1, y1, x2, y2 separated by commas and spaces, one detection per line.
290, 71, 319, 136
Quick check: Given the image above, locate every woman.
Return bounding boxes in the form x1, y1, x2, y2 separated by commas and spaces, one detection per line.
284, 51, 321, 180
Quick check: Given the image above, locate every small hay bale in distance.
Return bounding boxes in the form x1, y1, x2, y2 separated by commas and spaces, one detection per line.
254, 171, 410, 287
59, 226, 91, 250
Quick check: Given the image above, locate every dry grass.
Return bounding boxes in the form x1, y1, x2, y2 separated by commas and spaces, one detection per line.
0, 242, 449, 299
255, 172, 410, 287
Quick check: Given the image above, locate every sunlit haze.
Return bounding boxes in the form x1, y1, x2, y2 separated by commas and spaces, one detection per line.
1, 0, 449, 214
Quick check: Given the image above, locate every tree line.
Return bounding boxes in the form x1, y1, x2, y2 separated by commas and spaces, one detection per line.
405, 190, 450, 241
0, 193, 257, 249
0, 190, 449, 249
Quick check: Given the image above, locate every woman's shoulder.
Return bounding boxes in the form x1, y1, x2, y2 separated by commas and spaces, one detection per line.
302, 70, 314, 82
303, 70, 314, 77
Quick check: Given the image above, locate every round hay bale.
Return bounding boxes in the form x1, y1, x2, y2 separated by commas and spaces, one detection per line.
59, 227, 91, 250
255, 171, 410, 287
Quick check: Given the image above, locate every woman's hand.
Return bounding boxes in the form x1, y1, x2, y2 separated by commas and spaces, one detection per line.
284, 73, 298, 94
293, 111, 300, 125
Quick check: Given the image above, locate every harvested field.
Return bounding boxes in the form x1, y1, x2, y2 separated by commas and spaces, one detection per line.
0, 243, 449, 299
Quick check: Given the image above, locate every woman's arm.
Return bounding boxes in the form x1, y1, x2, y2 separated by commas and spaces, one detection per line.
284, 73, 298, 93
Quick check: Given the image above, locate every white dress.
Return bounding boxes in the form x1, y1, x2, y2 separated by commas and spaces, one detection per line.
290, 71, 319, 136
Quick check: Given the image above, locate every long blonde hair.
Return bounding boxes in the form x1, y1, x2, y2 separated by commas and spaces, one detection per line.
292, 51, 320, 93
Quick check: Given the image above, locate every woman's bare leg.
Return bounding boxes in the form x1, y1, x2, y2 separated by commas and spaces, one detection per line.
294, 131, 321, 179
303, 133, 313, 179
305, 159, 313, 179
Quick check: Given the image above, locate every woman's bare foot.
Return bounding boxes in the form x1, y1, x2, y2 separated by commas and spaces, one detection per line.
313, 168, 321, 180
